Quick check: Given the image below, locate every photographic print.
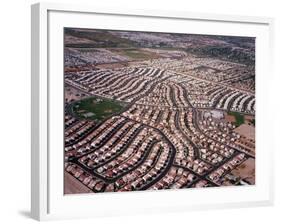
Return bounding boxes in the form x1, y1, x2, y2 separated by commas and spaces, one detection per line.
64, 28, 255, 194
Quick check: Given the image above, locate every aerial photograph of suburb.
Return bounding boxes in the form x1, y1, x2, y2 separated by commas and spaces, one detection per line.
64, 28, 255, 194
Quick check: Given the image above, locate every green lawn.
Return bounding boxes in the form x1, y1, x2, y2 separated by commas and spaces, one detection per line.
72, 97, 125, 121
228, 111, 245, 126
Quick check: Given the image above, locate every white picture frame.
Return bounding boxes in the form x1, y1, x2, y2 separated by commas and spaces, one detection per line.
31, 2, 274, 221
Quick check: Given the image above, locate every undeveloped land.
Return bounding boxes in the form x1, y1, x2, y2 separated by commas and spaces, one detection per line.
231, 158, 255, 185
64, 171, 92, 194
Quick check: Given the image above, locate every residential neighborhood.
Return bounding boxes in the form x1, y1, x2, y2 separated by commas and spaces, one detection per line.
64, 28, 256, 194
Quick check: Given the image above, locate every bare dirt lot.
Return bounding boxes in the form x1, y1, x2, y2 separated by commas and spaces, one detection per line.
231, 158, 255, 185
234, 123, 255, 140
225, 113, 236, 123
64, 171, 92, 194
65, 84, 88, 103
